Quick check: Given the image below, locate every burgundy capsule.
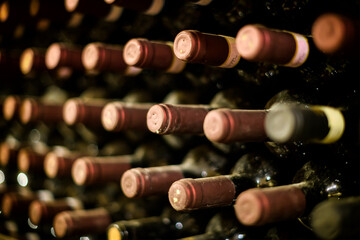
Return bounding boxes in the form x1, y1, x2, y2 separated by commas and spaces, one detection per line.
236, 24, 309, 67
121, 166, 184, 198
45, 43, 84, 71
146, 103, 211, 135
82, 42, 142, 75
44, 151, 83, 179
19, 48, 46, 75
234, 185, 306, 226
53, 208, 112, 238
168, 176, 236, 211
17, 146, 49, 173
29, 198, 83, 225
203, 109, 268, 143
123, 38, 186, 73
104, 0, 164, 16
19, 98, 64, 124
101, 101, 152, 132
173, 30, 240, 68
71, 155, 133, 186
2, 192, 39, 217
63, 98, 109, 127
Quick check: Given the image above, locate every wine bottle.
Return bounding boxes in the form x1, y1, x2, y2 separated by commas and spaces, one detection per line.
45, 42, 84, 72
312, 13, 360, 58
107, 206, 214, 240
235, 23, 357, 90
177, 207, 266, 240
17, 143, 50, 175
18, 97, 64, 125
310, 196, 360, 240
123, 38, 186, 74
120, 144, 231, 198
43, 147, 94, 179
19, 47, 47, 76
52, 196, 165, 238
168, 152, 280, 211
234, 160, 360, 227
203, 108, 268, 143
146, 84, 263, 137
81, 42, 142, 75
146, 103, 213, 135
1, 189, 54, 218
101, 101, 154, 132
71, 139, 175, 186
173, 29, 294, 97
28, 197, 84, 226
44, 138, 132, 179
236, 24, 321, 68
173, 30, 241, 69
62, 97, 111, 128
264, 103, 358, 145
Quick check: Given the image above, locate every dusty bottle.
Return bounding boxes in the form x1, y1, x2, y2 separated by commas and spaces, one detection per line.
121, 144, 232, 198
168, 152, 280, 211
107, 206, 214, 240
234, 160, 360, 227
311, 196, 360, 240
71, 139, 175, 186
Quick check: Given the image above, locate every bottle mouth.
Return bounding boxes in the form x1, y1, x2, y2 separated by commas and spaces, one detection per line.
82, 43, 101, 70
203, 109, 231, 142
63, 99, 82, 125
101, 102, 122, 131
173, 31, 195, 61
236, 25, 264, 60
146, 104, 169, 134
123, 39, 143, 66
312, 13, 346, 54
265, 105, 297, 143
45, 43, 62, 69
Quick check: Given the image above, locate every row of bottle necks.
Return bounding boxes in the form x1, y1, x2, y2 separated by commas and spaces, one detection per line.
1, 104, 360, 240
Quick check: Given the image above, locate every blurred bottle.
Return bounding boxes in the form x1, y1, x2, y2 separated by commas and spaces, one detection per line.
107, 206, 215, 240
71, 139, 176, 186
312, 12, 360, 58
52, 195, 165, 239
311, 196, 360, 240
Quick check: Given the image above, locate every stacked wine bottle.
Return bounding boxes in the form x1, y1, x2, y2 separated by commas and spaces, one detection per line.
0, 0, 360, 239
